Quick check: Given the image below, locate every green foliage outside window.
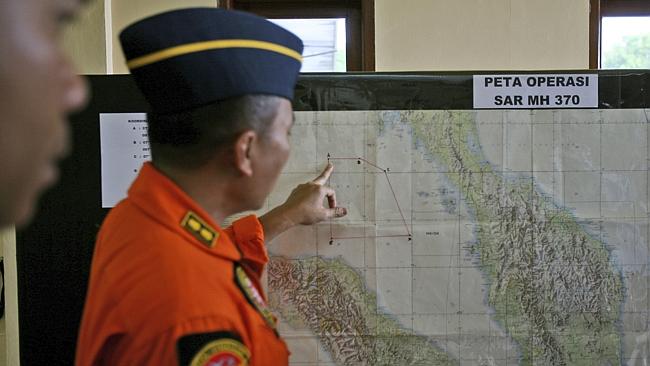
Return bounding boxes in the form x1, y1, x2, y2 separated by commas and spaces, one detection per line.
603, 33, 650, 69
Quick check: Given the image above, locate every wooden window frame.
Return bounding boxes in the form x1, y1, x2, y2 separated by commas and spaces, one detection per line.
219, 0, 375, 71
589, 0, 650, 69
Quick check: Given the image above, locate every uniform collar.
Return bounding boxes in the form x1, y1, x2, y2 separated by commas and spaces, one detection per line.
127, 162, 241, 261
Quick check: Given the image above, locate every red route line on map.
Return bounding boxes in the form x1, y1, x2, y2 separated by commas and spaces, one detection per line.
331, 235, 412, 240
327, 155, 412, 242
329, 156, 384, 172
383, 170, 411, 236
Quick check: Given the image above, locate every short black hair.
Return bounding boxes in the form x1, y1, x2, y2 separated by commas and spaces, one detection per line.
147, 94, 282, 169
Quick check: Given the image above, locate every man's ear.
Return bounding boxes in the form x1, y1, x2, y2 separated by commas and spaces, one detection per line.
232, 130, 257, 177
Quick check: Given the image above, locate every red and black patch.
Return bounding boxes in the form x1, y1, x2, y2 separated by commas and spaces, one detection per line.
233, 263, 278, 333
177, 331, 250, 366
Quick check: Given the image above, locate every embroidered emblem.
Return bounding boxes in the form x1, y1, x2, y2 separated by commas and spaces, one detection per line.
181, 211, 218, 247
189, 338, 250, 366
234, 264, 277, 330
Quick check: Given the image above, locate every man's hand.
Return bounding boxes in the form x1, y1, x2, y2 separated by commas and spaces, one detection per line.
259, 163, 347, 242
281, 163, 347, 225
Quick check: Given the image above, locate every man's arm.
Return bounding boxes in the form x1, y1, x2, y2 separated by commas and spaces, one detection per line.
259, 163, 347, 242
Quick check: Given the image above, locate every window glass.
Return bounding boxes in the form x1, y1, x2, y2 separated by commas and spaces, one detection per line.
270, 18, 347, 72
601, 16, 650, 69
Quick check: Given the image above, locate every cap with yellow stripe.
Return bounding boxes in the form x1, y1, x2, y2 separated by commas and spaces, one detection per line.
119, 8, 303, 115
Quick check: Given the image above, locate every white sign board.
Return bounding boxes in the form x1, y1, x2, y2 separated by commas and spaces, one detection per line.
100, 113, 150, 208
473, 74, 598, 109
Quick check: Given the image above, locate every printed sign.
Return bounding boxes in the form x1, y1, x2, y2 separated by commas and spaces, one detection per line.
473, 74, 598, 109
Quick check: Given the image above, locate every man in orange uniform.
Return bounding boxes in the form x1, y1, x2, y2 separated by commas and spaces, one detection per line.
76, 8, 346, 366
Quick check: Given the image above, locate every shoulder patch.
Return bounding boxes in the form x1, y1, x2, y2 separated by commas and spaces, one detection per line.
177, 331, 250, 366
234, 264, 278, 331
181, 211, 219, 247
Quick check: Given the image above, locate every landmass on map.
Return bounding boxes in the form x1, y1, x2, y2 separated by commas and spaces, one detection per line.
269, 256, 456, 365
405, 110, 623, 365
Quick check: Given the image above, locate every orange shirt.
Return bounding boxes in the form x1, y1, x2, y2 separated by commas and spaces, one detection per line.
76, 163, 288, 366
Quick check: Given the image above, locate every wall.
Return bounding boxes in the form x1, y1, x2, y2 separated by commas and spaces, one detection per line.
63, 0, 107, 74
65, 0, 593, 74
110, 0, 216, 74
1, 229, 18, 366
375, 0, 591, 71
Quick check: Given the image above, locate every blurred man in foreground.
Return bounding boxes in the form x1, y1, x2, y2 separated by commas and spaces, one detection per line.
0, 0, 88, 228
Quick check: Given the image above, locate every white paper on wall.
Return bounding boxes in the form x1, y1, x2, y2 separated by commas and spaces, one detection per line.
99, 113, 150, 208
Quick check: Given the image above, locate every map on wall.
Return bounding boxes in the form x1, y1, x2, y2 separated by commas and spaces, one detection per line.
261, 109, 650, 365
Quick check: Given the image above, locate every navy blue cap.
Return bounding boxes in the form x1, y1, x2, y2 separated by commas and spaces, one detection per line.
119, 8, 303, 114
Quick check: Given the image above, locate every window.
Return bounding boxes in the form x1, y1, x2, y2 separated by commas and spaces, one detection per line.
590, 0, 650, 69
270, 18, 347, 72
219, 0, 375, 72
